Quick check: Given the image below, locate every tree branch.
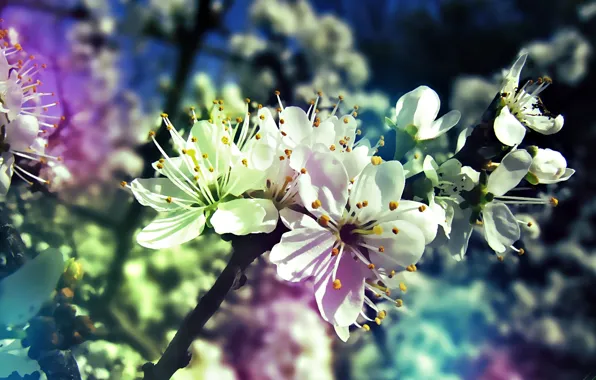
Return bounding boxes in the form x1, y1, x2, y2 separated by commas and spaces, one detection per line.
142, 224, 285, 380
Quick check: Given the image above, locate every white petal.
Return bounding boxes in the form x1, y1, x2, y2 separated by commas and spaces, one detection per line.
441, 206, 474, 261
487, 149, 532, 196
130, 178, 195, 212
482, 203, 520, 253
340, 145, 371, 180
298, 150, 349, 220
279, 208, 321, 230
364, 220, 426, 270
257, 107, 279, 136
389, 200, 439, 244
5, 115, 40, 151
0, 153, 14, 196
279, 107, 312, 146
314, 249, 365, 326
211, 198, 278, 235
269, 228, 335, 282
539, 168, 575, 184
189, 120, 233, 170
311, 118, 337, 147
417, 110, 461, 140
136, 209, 206, 249
456, 127, 472, 153
395, 86, 440, 131
350, 161, 405, 222
423, 155, 439, 186
225, 164, 267, 196
501, 54, 527, 94
0, 248, 65, 326
334, 325, 350, 342
0, 340, 41, 377
494, 107, 526, 146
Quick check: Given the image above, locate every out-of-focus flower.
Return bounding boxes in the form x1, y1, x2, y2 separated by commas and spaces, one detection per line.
495, 54, 564, 146
394, 86, 461, 141
0, 248, 64, 326
172, 339, 237, 380
527, 147, 575, 185
270, 157, 438, 339
524, 29, 592, 86
0, 339, 41, 378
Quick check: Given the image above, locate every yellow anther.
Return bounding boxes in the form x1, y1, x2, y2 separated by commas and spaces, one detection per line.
259, 114, 265, 120
221, 136, 229, 144
166, 196, 172, 203
389, 270, 396, 278
497, 255, 504, 262
280, 118, 285, 124
550, 197, 559, 207
418, 205, 427, 212
414, 153, 420, 159
255, 133, 261, 140
395, 299, 403, 307
148, 131, 156, 138
208, 167, 215, 173
406, 264, 417, 272
378, 246, 385, 253
218, 99, 224, 105
378, 310, 387, 319
236, 117, 243, 123
343, 117, 349, 124
279, 156, 285, 161
362, 200, 369, 207
284, 149, 292, 156
339, 139, 346, 145
156, 163, 164, 169
242, 159, 248, 167
356, 129, 362, 135
338, 95, 344, 101
181, 149, 187, 154
346, 147, 352, 152
371, 156, 382, 165
389, 201, 399, 211
362, 324, 371, 331
274, 90, 281, 96
329, 144, 336, 151
245, 97, 251, 103
120, 181, 127, 187
191, 137, 197, 142
368, 263, 375, 270
331, 247, 339, 256
352, 112, 358, 117
399, 282, 407, 292
518, 248, 526, 256
312, 199, 322, 209
318, 215, 331, 227
392, 227, 399, 235
202, 153, 208, 159
300, 168, 307, 174
218, 106, 224, 111
332, 279, 342, 290
356, 202, 363, 209
373, 225, 383, 235
375, 317, 382, 325
527, 222, 533, 227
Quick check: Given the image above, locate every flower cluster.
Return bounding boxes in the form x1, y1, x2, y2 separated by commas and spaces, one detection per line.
0, 27, 60, 196
126, 54, 574, 340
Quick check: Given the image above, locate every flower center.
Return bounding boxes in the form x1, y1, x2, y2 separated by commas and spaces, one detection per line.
338, 223, 360, 246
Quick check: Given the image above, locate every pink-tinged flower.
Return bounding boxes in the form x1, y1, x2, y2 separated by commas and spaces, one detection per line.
0, 33, 59, 195
270, 150, 439, 340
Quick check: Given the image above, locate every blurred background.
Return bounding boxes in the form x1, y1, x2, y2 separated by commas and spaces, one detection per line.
0, 0, 595, 379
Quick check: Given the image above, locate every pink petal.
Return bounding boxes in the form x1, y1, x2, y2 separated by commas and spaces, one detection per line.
314, 250, 366, 326
270, 227, 336, 282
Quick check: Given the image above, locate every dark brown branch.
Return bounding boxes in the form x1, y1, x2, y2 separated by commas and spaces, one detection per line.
142, 224, 285, 380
